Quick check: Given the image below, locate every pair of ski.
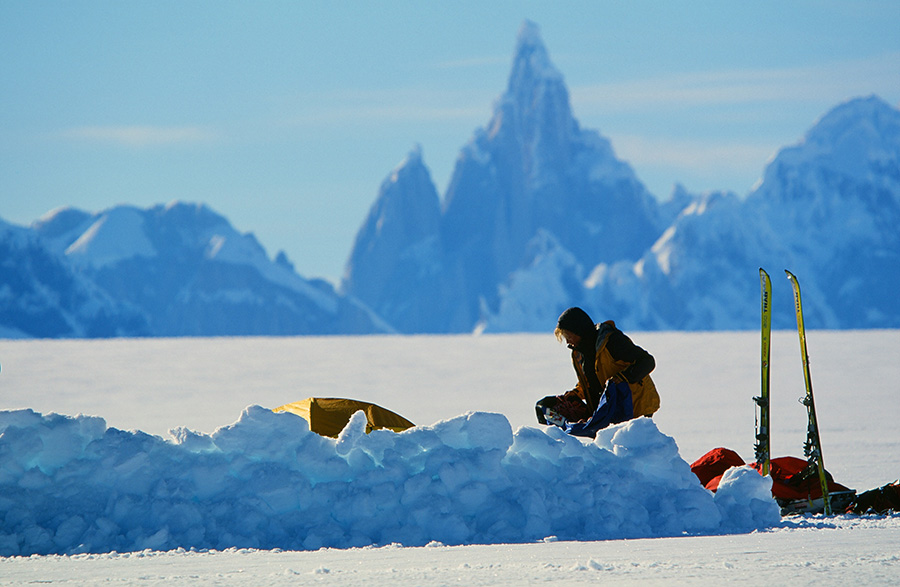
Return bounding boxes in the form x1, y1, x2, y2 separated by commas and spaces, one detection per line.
756, 269, 832, 515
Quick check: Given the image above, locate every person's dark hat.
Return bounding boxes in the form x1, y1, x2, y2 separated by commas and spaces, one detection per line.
556, 307, 595, 338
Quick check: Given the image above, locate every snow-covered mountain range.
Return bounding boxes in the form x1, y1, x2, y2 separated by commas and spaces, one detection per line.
0, 217, 148, 338
2, 21, 898, 338
479, 93, 900, 332
343, 21, 900, 333
343, 21, 669, 333
0, 203, 389, 338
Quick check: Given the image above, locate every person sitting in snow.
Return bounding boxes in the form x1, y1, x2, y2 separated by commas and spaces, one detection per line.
536, 307, 660, 437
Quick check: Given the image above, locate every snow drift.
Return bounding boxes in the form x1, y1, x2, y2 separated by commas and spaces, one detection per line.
0, 407, 780, 556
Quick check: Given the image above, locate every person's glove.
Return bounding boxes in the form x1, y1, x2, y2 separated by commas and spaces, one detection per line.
554, 396, 591, 422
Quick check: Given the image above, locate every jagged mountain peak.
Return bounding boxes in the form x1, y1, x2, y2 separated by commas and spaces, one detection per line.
376, 146, 439, 221
342, 147, 440, 280
515, 19, 542, 48
387, 144, 428, 183
341, 146, 444, 332
347, 21, 665, 333
343, 23, 900, 333
501, 20, 570, 126
506, 20, 563, 96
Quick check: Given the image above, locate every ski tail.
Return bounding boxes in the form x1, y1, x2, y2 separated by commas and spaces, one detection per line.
755, 268, 772, 476
785, 270, 831, 515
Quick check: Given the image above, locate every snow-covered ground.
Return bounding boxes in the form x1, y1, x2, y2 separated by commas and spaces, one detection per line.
2, 331, 899, 584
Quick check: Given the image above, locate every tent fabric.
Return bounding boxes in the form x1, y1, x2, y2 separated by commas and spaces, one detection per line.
274, 398, 414, 438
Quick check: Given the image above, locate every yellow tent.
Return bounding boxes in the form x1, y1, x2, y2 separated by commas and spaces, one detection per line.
273, 397, 415, 438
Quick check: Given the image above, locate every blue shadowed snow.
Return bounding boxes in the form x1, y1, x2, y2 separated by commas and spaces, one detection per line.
0, 408, 780, 556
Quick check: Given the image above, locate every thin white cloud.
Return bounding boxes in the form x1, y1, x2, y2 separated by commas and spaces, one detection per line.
611, 133, 777, 176
571, 52, 900, 112
292, 104, 488, 126
577, 52, 900, 194
286, 87, 493, 126
61, 125, 219, 147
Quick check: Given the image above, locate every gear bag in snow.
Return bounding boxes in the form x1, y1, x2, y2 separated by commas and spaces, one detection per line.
690, 447, 856, 515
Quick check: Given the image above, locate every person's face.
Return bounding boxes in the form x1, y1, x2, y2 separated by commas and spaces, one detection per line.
562, 330, 581, 349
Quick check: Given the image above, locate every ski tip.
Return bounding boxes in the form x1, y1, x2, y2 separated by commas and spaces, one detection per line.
784, 269, 796, 279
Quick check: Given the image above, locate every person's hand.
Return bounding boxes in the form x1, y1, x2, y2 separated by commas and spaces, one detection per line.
555, 396, 591, 421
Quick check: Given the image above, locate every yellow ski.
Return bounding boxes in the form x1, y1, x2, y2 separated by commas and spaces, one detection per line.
755, 269, 772, 476
785, 270, 831, 515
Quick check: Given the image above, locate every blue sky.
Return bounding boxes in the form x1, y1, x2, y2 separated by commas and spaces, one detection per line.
2, 1, 899, 282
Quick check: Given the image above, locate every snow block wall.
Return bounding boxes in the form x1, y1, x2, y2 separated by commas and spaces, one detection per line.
0, 408, 779, 556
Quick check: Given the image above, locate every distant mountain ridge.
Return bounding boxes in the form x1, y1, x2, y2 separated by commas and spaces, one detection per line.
0, 203, 390, 338
0, 217, 148, 338
556, 94, 900, 332
343, 22, 900, 333
342, 21, 667, 333
2, 22, 898, 338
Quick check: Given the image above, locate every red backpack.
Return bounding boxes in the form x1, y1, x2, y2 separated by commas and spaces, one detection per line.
690, 447, 856, 515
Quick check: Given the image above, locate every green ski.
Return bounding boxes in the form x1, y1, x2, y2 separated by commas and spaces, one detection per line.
755, 268, 772, 476
785, 270, 831, 515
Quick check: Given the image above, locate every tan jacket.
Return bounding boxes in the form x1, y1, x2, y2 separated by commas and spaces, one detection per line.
568, 321, 660, 418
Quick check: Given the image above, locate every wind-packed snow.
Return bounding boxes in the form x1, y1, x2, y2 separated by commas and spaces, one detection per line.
1, 331, 899, 584
0, 406, 778, 557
